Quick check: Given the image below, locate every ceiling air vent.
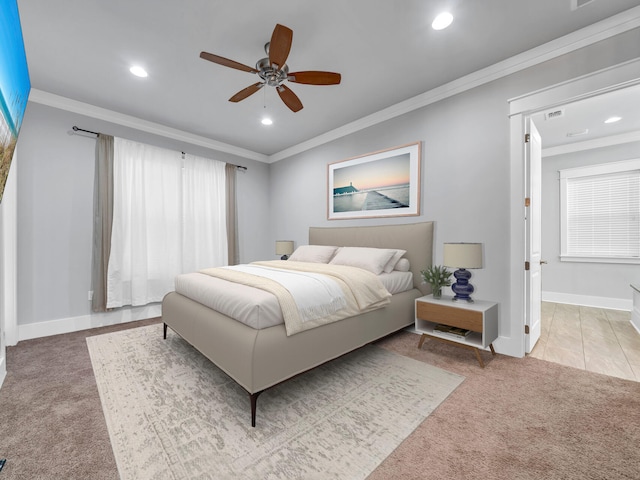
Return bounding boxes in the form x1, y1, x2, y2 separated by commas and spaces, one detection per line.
566, 129, 589, 137
571, 0, 595, 10
544, 108, 565, 120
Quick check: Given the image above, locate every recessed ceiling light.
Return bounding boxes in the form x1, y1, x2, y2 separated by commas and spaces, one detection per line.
261, 117, 273, 126
129, 66, 148, 78
604, 116, 622, 124
432, 12, 453, 30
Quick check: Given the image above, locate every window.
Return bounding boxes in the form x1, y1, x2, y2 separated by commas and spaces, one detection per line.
560, 159, 640, 263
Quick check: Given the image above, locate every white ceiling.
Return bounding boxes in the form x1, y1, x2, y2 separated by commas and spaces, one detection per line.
533, 83, 640, 149
17, 0, 640, 158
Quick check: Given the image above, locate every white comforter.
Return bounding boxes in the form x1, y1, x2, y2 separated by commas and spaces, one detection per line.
177, 260, 393, 336
218, 264, 348, 323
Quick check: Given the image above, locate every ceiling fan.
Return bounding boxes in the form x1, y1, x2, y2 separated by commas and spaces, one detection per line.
200, 24, 341, 113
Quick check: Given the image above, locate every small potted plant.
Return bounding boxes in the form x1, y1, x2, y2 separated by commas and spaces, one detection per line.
420, 265, 452, 299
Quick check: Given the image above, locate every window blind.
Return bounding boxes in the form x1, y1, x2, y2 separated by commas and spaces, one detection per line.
565, 170, 640, 258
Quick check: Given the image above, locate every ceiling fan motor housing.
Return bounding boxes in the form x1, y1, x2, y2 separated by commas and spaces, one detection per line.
256, 57, 289, 86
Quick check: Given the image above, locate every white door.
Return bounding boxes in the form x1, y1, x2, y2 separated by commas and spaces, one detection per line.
525, 118, 542, 353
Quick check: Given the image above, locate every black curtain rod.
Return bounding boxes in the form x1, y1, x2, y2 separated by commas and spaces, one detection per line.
72, 126, 99, 135
72, 126, 247, 171
180, 151, 247, 171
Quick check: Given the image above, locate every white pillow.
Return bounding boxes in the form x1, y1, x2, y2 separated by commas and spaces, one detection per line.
288, 245, 338, 263
394, 258, 411, 272
383, 249, 407, 273
329, 247, 396, 275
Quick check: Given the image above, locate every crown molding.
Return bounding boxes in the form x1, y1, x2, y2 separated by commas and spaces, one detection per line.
269, 6, 640, 163
27, 89, 269, 163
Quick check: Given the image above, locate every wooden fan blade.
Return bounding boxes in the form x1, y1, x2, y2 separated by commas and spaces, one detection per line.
269, 24, 293, 69
229, 82, 264, 102
277, 84, 303, 112
288, 71, 341, 85
200, 51, 258, 73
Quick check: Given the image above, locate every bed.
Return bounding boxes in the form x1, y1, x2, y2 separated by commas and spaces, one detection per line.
162, 221, 434, 426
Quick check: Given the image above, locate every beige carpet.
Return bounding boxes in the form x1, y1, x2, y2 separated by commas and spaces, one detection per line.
87, 324, 464, 480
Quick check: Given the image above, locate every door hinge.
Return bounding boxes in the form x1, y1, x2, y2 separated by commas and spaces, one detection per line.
524, 197, 530, 207
525, 133, 530, 143
525, 261, 530, 270
525, 325, 530, 334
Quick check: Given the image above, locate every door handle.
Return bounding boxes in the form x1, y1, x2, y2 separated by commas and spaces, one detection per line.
540, 260, 547, 265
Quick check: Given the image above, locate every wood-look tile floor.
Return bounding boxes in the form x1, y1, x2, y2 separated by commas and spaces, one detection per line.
530, 302, 640, 382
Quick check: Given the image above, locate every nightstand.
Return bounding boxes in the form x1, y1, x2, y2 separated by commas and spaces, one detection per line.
415, 295, 498, 367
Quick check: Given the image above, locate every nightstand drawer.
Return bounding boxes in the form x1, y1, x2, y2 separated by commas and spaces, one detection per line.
416, 301, 483, 332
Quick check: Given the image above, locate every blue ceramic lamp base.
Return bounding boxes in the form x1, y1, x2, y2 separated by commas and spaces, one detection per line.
451, 268, 475, 303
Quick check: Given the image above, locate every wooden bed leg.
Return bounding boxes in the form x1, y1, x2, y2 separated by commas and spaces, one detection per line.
249, 391, 263, 428
163, 323, 168, 340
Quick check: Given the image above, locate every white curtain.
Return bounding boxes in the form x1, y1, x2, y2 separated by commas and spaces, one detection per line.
107, 138, 227, 308
181, 153, 228, 272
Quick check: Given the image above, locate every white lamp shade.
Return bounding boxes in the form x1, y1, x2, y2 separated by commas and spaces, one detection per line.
443, 243, 483, 269
275, 240, 294, 256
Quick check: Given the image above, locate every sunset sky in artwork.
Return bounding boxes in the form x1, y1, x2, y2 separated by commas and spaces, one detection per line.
333, 153, 410, 190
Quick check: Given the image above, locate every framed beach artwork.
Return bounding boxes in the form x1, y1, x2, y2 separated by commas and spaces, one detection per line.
327, 142, 421, 220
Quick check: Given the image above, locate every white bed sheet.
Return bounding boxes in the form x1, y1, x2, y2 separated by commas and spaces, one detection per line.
173, 269, 413, 330
378, 271, 414, 295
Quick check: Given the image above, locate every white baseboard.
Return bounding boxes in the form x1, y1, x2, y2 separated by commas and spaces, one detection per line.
0, 355, 6, 390
18, 304, 162, 342
542, 291, 632, 311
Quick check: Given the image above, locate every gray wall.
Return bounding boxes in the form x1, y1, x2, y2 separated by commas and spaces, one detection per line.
541, 140, 640, 300
270, 87, 511, 309
16, 102, 270, 326
269, 28, 640, 347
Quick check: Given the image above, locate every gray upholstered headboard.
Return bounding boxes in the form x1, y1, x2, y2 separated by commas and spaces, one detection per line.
309, 222, 433, 295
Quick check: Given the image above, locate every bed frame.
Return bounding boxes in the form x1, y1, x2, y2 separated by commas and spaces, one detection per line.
162, 221, 433, 426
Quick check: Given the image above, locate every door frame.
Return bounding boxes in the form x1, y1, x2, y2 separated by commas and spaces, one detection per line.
507, 58, 640, 358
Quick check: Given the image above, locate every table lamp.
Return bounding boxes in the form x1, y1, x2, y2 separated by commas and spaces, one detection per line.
275, 240, 294, 260
443, 242, 483, 302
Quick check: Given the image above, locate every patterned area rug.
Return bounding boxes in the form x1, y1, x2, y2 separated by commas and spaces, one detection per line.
87, 324, 463, 480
